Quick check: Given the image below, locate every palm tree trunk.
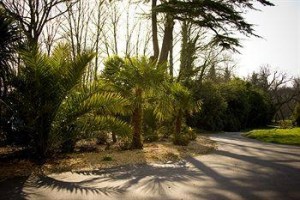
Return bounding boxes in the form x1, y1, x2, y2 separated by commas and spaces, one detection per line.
112, 132, 117, 143
131, 88, 143, 149
36, 117, 50, 159
175, 110, 183, 137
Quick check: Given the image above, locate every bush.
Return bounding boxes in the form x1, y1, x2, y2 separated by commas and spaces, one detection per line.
96, 132, 109, 145
102, 155, 113, 161
293, 103, 300, 127
117, 137, 131, 150
144, 131, 159, 142
173, 133, 190, 146
157, 125, 172, 139
182, 126, 197, 140
188, 79, 273, 132
187, 81, 227, 131
246, 88, 274, 128
278, 120, 293, 129
143, 108, 159, 142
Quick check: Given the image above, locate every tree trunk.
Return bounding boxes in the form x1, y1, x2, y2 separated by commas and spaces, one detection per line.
36, 117, 50, 159
151, 0, 159, 60
169, 29, 174, 78
131, 88, 143, 149
158, 14, 174, 64
112, 132, 117, 143
175, 110, 183, 137
173, 110, 183, 145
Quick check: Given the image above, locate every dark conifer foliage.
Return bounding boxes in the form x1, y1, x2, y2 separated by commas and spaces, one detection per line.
155, 0, 274, 51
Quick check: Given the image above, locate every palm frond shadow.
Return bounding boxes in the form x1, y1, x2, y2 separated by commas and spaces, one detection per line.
75, 161, 204, 194
26, 172, 125, 196
0, 176, 29, 200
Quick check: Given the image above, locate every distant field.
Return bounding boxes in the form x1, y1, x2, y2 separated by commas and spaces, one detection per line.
245, 128, 300, 146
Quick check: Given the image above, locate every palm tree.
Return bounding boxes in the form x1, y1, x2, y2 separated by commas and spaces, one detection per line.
50, 81, 132, 152
0, 8, 21, 140
170, 83, 199, 144
103, 56, 168, 149
11, 44, 95, 157
0, 8, 20, 97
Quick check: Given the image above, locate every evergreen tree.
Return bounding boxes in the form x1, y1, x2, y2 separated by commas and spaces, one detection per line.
154, 0, 274, 62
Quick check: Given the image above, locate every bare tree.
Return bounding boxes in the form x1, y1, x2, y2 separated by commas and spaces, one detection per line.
41, 17, 63, 55
0, 0, 78, 48
250, 65, 300, 121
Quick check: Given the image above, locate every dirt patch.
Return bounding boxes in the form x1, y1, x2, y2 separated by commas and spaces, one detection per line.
0, 135, 216, 178
42, 136, 216, 174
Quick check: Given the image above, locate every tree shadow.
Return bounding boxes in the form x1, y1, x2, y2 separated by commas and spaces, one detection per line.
217, 139, 300, 158
186, 152, 300, 200
0, 176, 29, 200
0, 169, 126, 200
75, 161, 204, 196
1, 132, 300, 199
27, 172, 126, 196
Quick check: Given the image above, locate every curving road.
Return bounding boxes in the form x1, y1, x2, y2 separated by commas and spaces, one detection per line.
1, 132, 300, 200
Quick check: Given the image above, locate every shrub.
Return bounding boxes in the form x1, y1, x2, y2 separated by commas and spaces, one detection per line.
143, 108, 159, 142
102, 155, 113, 161
293, 103, 300, 127
165, 152, 180, 161
182, 126, 197, 140
96, 132, 109, 145
173, 133, 190, 146
144, 131, 159, 142
157, 125, 172, 139
187, 80, 227, 131
278, 120, 293, 129
117, 137, 131, 150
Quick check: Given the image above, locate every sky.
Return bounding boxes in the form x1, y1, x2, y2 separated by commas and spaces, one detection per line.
235, 0, 300, 77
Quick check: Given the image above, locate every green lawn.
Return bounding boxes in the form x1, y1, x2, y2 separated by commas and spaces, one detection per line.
245, 127, 300, 146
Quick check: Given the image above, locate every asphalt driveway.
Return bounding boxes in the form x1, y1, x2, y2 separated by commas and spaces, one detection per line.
1, 132, 300, 200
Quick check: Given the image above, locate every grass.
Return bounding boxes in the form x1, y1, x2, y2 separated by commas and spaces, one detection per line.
244, 127, 300, 146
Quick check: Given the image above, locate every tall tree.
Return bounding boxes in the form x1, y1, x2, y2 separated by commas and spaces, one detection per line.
153, 0, 274, 63
11, 44, 94, 157
151, 0, 159, 60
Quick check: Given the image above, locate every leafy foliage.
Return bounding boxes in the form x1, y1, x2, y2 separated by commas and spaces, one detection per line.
9, 44, 95, 156
188, 79, 273, 131
50, 83, 132, 152
293, 103, 300, 127
155, 0, 274, 51
188, 81, 226, 131
168, 83, 200, 145
7, 44, 132, 157
103, 56, 169, 149
0, 8, 22, 143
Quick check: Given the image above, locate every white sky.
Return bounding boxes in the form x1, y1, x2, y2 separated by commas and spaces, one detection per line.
235, 0, 300, 77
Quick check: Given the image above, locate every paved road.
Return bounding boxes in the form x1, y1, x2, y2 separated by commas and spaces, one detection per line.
1, 132, 300, 200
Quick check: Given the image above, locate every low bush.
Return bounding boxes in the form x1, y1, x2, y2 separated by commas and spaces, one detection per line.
293, 103, 300, 127
117, 137, 131, 150
183, 126, 197, 141
173, 133, 190, 146
102, 155, 113, 161
278, 120, 294, 129
143, 131, 159, 143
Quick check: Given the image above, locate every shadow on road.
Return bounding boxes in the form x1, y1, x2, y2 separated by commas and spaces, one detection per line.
1, 132, 300, 199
